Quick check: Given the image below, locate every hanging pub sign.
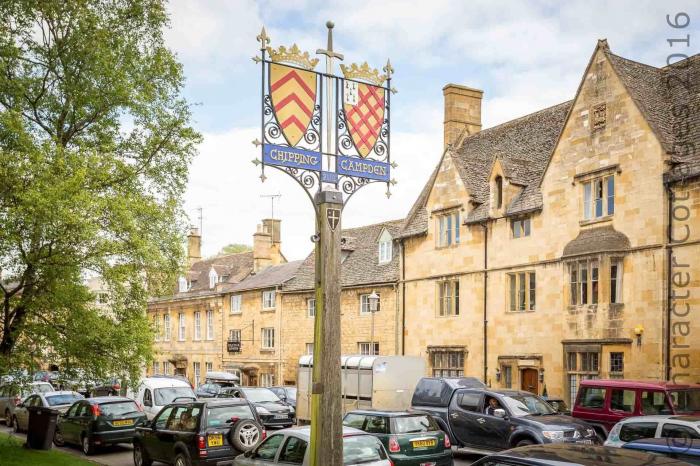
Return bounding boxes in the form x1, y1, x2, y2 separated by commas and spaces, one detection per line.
227, 341, 241, 353
252, 28, 396, 203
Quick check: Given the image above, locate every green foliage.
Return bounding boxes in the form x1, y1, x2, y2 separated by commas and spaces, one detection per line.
0, 432, 94, 465
218, 243, 253, 255
0, 0, 201, 385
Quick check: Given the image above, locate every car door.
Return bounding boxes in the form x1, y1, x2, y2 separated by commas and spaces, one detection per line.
142, 406, 176, 462
14, 395, 33, 430
61, 402, 83, 443
277, 435, 307, 465
448, 390, 485, 448
477, 395, 513, 449
240, 433, 285, 465
661, 422, 700, 440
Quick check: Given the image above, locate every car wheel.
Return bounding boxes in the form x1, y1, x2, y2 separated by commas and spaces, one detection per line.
174, 452, 191, 466
53, 428, 65, 447
229, 419, 263, 452
82, 434, 95, 455
516, 439, 535, 447
133, 442, 153, 466
12, 416, 20, 433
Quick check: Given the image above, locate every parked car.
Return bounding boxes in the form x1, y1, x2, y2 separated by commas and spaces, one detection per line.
343, 409, 453, 466
605, 415, 700, 447
90, 377, 123, 397
623, 438, 700, 464
13, 391, 84, 432
572, 379, 700, 438
0, 381, 54, 428
53, 396, 147, 455
33, 370, 61, 384
196, 371, 240, 398
233, 426, 393, 466
543, 397, 570, 415
410, 377, 597, 453
132, 398, 264, 466
470, 443, 693, 465
269, 386, 297, 409
214, 387, 295, 429
131, 376, 197, 420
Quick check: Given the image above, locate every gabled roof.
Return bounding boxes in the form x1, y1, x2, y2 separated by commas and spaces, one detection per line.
399, 41, 700, 238
223, 260, 303, 292
284, 219, 404, 292
185, 252, 254, 293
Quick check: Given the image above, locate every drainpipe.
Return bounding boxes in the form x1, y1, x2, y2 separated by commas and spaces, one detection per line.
394, 283, 400, 355
664, 181, 674, 381
401, 241, 406, 355
481, 222, 488, 384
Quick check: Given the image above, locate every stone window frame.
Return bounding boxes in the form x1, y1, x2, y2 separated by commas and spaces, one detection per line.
610, 352, 625, 376
178, 312, 186, 341
507, 270, 536, 312
307, 297, 316, 317
193, 310, 202, 341
305, 342, 314, 355
163, 313, 171, 341
511, 216, 531, 239
581, 174, 615, 224
261, 327, 275, 350
434, 209, 461, 249
228, 329, 241, 342
359, 293, 381, 315
430, 348, 465, 377
564, 344, 601, 406
567, 255, 624, 309
262, 289, 276, 310
205, 309, 214, 341
358, 341, 379, 355
436, 280, 460, 317
230, 294, 242, 314
153, 314, 160, 341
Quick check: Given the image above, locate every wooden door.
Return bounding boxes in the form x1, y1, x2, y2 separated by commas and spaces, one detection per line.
521, 368, 539, 394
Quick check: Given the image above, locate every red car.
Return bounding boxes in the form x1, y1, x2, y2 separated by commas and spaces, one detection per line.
572, 379, 700, 439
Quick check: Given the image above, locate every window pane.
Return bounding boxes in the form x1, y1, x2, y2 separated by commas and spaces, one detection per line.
607, 176, 615, 215
570, 268, 578, 305
446, 214, 452, 246
509, 275, 516, 312
580, 387, 606, 409
610, 389, 635, 412
584, 182, 592, 220
529, 273, 536, 310
453, 281, 459, 315
662, 424, 700, 439
591, 262, 599, 305
619, 423, 658, 442
580, 263, 588, 304
513, 220, 520, 238
454, 212, 460, 244
641, 391, 673, 415
595, 179, 603, 217
518, 273, 526, 311
524, 218, 531, 236
610, 264, 618, 304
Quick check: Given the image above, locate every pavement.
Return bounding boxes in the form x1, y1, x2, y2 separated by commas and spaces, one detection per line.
1, 424, 482, 466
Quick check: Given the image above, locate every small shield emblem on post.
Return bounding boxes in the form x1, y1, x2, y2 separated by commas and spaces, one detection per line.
327, 208, 340, 231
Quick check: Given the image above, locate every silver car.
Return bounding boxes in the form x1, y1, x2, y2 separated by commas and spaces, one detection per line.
0, 381, 54, 429
605, 415, 700, 448
234, 426, 392, 466
12, 391, 84, 432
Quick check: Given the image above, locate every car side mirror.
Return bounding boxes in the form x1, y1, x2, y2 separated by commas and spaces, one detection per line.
494, 409, 507, 419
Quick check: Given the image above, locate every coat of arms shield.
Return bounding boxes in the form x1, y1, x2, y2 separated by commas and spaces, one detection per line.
270, 63, 317, 147
343, 82, 385, 158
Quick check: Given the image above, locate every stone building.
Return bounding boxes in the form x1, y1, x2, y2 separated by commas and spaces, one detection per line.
397, 40, 700, 404
147, 220, 286, 387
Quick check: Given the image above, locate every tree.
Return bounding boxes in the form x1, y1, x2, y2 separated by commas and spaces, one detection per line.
0, 1, 201, 384
218, 244, 252, 255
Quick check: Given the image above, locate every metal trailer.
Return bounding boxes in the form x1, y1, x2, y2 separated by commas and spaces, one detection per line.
296, 355, 426, 423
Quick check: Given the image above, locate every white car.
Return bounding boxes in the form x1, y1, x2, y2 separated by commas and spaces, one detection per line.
130, 376, 196, 419
13, 391, 84, 432
234, 426, 393, 466
605, 415, 700, 447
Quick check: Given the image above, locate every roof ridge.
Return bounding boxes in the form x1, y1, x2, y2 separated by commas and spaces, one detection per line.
661, 52, 700, 71
342, 218, 405, 233
605, 50, 662, 71
456, 100, 573, 146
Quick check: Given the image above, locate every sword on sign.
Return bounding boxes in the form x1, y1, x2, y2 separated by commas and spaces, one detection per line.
316, 21, 344, 177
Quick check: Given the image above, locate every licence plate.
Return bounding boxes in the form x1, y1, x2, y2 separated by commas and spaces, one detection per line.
274, 414, 287, 419
578, 439, 593, 445
412, 439, 437, 449
112, 419, 134, 427
208, 434, 223, 447
420, 463, 436, 466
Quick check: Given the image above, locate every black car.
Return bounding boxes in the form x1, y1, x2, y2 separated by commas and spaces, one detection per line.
89, 377, 123, 397
132, 399, 264, 466
269, 386, 297, 409
213, 387, 294, 429
54, 396, 147, 455
470, 443, 693, 465
411, 377, 598, 453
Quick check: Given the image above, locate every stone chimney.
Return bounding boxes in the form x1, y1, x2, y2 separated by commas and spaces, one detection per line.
254, 219, 284, 272
187, 227, 202, 266
443, 84, 483, 148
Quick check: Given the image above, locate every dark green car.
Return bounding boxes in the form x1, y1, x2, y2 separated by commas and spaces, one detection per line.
53, 396, 147, 455
343, 410, 453, 466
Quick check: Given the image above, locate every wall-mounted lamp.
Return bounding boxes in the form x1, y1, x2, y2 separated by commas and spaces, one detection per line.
495, 367, 501, 382
538, 367, 545, 383
634, 325, 644, 346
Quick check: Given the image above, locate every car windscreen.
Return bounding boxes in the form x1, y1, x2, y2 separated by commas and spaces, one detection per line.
670, 390, 700, 413
286, 388, 297, 400
154, 386, 196, 405
99, 401, 140, 418
34, 383, 53, 393
46, 394, 83, 406
392, 415, 439, 434
343, 435, 387, 465
241, 388, 280, 403
205, 405, 255, 427
501, 394, 556, 417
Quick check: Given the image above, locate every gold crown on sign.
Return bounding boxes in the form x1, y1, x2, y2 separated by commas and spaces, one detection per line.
340, 62, 386, 86
266, 44, 319, 70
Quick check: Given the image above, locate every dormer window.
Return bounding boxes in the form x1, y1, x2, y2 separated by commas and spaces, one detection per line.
436, 211, 460, 248
178, 276, 188, 293
378, 229, 393, 263
495, 176, 503, 209
208, 268, 218, 289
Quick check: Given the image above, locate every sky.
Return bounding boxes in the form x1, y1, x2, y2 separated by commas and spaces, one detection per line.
165, 0, 695, 260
